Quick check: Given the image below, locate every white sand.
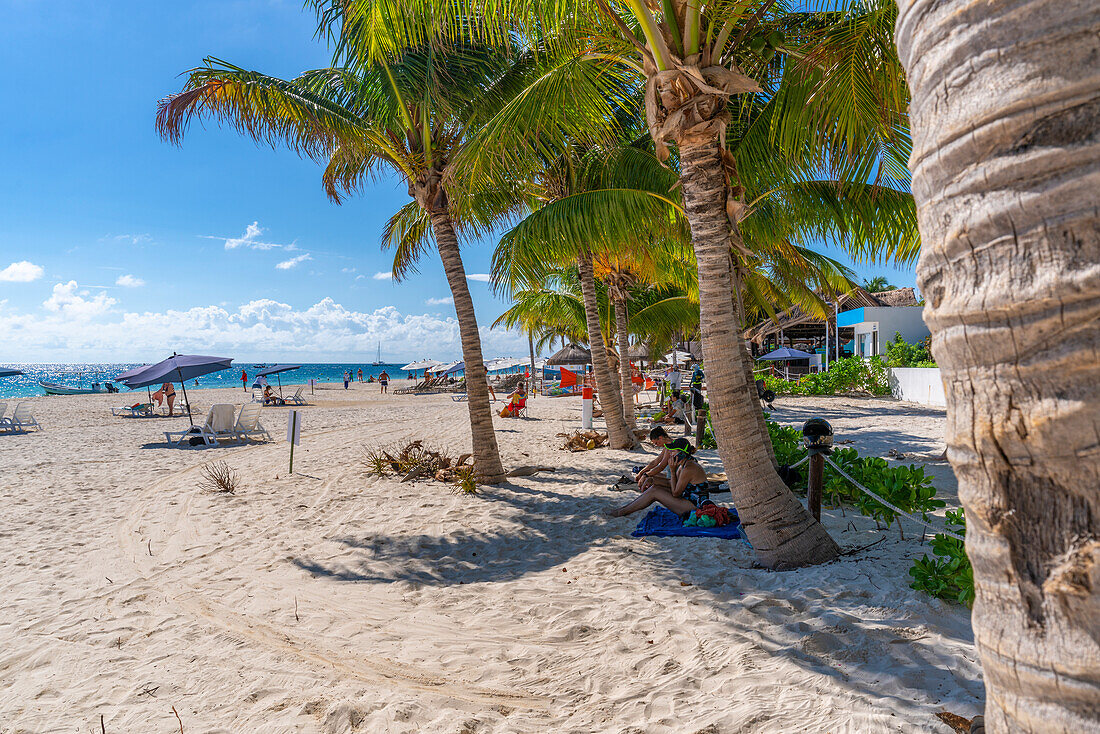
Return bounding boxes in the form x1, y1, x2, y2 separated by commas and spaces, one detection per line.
0, 386, 982, 733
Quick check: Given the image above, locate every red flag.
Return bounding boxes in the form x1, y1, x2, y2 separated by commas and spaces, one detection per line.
559, 368, 577, 388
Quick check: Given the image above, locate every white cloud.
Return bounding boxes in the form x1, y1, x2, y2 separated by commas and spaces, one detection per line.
372, 271, 393, 281
0, 261, 44, 282
275, 254, 312, 270
42, 281, 117, 319
115, 274, 145, 288
0, 295, 530, 362
341, 267, 357, 274
466, 273, 490, 282
355, 274, 365, 281
209, 221, 289, 251
111, 233, 151, 245
426, 296, 454, 306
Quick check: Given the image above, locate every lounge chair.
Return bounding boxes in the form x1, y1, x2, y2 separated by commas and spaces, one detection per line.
284, 386, 308, 405
3, 402, 42, 432
232, 402, 271, 443
112, 402, 155, 418
164, 403, 236, 447
0, 403, 6, 426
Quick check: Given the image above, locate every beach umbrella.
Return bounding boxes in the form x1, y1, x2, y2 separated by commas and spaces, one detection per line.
444, 361, 465, 376
0, 368, 24, 378
432, 360, 462, 374
402, 358, 442, 377
122, 353, 234, 426
757, 347, 815, 361
661, 350, 693, 365
256, 364, 300, 397
546, 344, 591, 366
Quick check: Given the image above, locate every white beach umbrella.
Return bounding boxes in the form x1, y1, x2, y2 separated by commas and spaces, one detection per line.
432, 360, 462, 373
402, 359, 442, 371
661, 350, 693, 365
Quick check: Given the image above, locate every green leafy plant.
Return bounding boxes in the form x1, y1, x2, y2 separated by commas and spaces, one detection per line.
885, 331, 936, 368
761, 356, 890, 397
909, 509, 974, 607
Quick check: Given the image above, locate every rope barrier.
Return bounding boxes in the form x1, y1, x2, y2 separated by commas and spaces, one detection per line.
820, 455, 965, 541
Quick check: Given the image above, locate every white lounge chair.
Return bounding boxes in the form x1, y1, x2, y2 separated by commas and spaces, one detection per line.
164, 403, 236, 448
4, 402, 42, 432
232, 402, 271, 443
284, 386, 308, 405
112, 402, 155, 418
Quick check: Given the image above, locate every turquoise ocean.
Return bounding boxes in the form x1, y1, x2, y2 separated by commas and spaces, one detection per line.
0, 363, 439, 400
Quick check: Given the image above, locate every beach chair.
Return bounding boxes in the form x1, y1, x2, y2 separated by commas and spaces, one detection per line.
0, 403, 6, 426
284, 386, 308, 405
112, 402, 155, 418
232, 402, 272, 443
3, 402, 42, 432
164, 403, 236, 447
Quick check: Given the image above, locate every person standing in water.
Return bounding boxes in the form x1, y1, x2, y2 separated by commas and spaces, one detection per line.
357, 368, 364, 383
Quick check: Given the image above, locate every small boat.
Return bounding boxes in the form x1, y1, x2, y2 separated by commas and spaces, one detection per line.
40, 381, 118, 395
371, 342, 383, 366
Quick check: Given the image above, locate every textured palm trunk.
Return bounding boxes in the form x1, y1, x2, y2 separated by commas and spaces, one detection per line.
677, 136, 839, 568
577, 253, 635, 449
429, 211, 506, 484
613, 297, 636, 429
897, 1, 1100, 730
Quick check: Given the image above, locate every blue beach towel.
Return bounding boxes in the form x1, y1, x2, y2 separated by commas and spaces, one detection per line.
631, 506, 748, 541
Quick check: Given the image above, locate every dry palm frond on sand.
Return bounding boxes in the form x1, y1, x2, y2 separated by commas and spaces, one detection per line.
557, 430, 609, 452
363, 441, 477, 492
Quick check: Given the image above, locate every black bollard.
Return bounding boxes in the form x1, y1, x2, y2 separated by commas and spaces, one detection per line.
802, 418, 834, 522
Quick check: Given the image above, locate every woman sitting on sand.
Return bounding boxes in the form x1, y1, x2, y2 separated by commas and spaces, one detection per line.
608, 438, 709, 518
499, 382, 527, 418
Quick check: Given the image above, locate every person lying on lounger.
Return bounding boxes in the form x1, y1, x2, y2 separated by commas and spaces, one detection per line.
634, 426, 674, 491
608, 438, 709, 518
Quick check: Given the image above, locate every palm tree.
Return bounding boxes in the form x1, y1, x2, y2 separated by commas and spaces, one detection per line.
862, 276, 894, 292
897, 1, 1100, 729
157, 48, 521, 482
308, 0, 913, 567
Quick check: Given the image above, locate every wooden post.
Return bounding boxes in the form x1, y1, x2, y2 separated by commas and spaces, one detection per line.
808, 453, 824, 521
695, 404, 707, 448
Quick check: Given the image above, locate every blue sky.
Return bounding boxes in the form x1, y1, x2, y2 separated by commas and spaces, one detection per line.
0, 0, 916, 363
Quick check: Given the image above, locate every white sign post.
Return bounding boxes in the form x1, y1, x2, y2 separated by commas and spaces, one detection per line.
286, 410, 302, 473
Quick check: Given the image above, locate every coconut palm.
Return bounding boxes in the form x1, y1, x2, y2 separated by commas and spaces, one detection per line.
896, 1, 1100, 729
862, 276, 894, 292
157, 47, 526, 483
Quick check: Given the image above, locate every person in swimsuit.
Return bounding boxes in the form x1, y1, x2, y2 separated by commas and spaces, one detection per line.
607, 438, 709, 518
634, 426, 674, 492
160, 381, 177, 416
378, 370, 389, 393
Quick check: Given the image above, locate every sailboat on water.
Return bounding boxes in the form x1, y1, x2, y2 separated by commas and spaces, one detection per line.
371, 342, 383, 366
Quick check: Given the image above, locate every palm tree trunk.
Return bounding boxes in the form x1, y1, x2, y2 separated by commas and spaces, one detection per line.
676, 136, 838, 568
577, 253, 635, 449
429, 211, 506, 484
613, 296, 637, 429
897, 2, 1100, 729
528, 330, 535, 393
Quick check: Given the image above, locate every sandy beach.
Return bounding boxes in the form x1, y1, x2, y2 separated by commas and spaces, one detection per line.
0, 386, 982, 733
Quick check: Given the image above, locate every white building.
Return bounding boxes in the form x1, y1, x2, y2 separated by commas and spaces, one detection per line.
836, 305, 929, 358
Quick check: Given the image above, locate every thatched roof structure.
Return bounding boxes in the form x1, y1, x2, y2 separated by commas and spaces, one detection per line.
546, 344, 592, 365
743, 288, 917, 345
870, 287, 918, 307
628, 342, 652, 360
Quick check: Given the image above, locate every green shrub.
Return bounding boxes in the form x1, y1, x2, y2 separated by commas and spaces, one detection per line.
760, 356, 890, 397
821, 447, 944, 533
885, 331, 936, 368
909, 509, 974, 607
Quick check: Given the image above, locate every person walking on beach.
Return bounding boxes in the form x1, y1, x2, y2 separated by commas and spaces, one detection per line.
241, 369, 248, 391
378, 370, 389, 394
343, 370, 350, 390
357, 368, 363, 383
